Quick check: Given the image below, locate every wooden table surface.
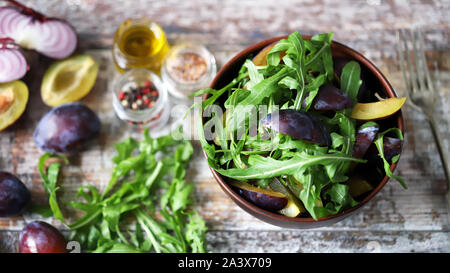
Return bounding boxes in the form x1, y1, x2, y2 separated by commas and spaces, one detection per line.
1, 0, 449, 253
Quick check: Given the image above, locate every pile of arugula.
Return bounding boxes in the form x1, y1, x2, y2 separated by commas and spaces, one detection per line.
37, 130, 207, 253
192, 31, 405, 220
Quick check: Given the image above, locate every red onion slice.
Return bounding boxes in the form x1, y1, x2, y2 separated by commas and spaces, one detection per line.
0, 6, 77, 59
0, 47, 27, 83
0, 7, 32, 38
31, 20, 77, 59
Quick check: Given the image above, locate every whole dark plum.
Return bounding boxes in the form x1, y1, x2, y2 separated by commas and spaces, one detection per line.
0, 172, 30, 217
260, 109, 331, 146
303, 84, 353, 111
19, 221, 67, 253
33, 102, 101, 154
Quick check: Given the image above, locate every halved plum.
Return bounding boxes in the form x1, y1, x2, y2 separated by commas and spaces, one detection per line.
0, 80, 29, 131
260, 109, 331, 146
33, 102, 101, 154
230, 180, 288, 212
41, 55, 98, 106
303, 84, 353, 111
350, 97, 406, 120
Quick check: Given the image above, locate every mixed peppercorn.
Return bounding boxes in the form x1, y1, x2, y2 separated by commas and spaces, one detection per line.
118, 80, 159, 111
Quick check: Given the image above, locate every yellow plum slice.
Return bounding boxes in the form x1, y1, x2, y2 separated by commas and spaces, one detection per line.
350, 97, 406, 120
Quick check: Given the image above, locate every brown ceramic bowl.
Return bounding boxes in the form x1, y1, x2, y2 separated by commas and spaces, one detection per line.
203, 35, 404, 229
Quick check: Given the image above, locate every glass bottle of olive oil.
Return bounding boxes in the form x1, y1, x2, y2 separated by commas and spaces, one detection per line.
113, 18, 170, 74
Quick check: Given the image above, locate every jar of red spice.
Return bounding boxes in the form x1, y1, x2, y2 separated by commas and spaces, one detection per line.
112, 68, 169, 130
161, 43, 216, 99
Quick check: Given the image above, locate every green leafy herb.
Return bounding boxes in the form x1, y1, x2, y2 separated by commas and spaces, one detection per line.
37, 129, 207, 253
340, 61, 362, 103
217, 153, 365, 180
37, 153, 69, 223
374, 128, 407, 189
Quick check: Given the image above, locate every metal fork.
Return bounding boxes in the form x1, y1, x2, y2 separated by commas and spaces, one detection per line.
397, 29, 449, 191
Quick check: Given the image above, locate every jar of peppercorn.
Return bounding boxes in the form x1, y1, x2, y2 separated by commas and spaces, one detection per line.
112, 68, 169, 130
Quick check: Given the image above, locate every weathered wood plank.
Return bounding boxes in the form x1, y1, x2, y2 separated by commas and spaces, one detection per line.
1, 230, 449, 253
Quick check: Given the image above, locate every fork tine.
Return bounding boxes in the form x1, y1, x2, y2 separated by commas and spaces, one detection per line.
434, 61, 441, 92
397, 30, 412, 94
411, 30, 427, 92
401, 29, 419, 94
398, 30, 418, 112
417, 30, 435, 93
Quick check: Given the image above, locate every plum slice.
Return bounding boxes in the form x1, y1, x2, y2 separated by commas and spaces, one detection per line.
41, 55, 98, 107
347, 176, 373, 198
19, 221, 67, 253
352, 125, 380, 159
0, 80, 29, 131
33, 102, 101, 154
269, 178, 305, 217
350, 97, 406, 120
230, 180, 288, 212
303, 84, 353, 111
0, 172, 30, 217
260, 109, 331, 146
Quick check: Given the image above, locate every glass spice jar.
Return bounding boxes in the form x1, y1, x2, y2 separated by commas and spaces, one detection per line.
161, 43, 216, 99
112, 69, 169, 130
112, 18, 170, 74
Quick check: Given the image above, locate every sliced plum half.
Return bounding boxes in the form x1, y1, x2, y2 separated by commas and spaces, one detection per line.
260, 109, 331, 146
0, 80, 29, 131
230, 180, 288, 212
303, 84, 353, 111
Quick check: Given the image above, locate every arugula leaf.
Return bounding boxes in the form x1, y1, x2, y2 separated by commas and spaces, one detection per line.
318, 183, 358, 216
374, 128, 407, 189
217, 153, 365, 180
310, 32, 334, 81
37, 153, 69, 223
243, 59, 264, 89
185, 212, 208, 253
340, 61, 362, 103
238, 66, 290, 106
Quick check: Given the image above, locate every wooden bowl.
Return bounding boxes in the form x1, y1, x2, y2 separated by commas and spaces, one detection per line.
203, 35, 404, 229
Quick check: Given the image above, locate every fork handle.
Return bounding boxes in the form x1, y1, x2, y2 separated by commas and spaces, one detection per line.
427, 115, 450, 188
